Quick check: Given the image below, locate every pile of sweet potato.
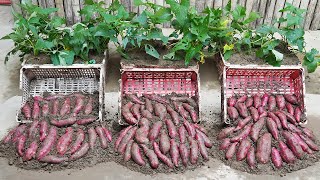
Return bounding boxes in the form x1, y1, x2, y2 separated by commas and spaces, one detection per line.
220, 94, 319, 169
117, 94, 212, 168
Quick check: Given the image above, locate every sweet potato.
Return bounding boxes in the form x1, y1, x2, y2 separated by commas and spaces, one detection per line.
226, 142, 238, 160
256, 133, 272, 164
189, 137, 199, 164
124, 139, 133, 162
39, 120, 48, 142
173, 101, 189, 120
96, 126, 108, 149
51, 99, 59, 115
84, 97, 93, 115
171, 96, 197, 107
12, 124, 27, 142
227, 107, 239, 120
228, 96, 237, 107
118, 127, 138, 154
194, 132, 209, 162
299, 134, 319, 151
288, 123, 302, 134
231, 123, 253, 143
69, 142, 89, 161
292, 132, 311, 153
115, 126, 132, 150
268, 95, 276, 111
179, 143, 189, 166
236, 139, 251, 161
144, 94, 169, 104
60, 98, 71, 116
145, 98, 153, 113
57, 127, 74, 155
250, 118, 265, 142
149, 121, 163, 141
257, 106, 265, 115
165, 119, 177, 139
261, 94, 269, 107
153, 141, 174, 168
235, 116, 252, 132
28, 120, 39, 139
279, 141, 296, 164
235, 103, 249, 118
22, 103, 31, 119
122, 106, 138, 124
44, 94, 64, 101
294, 107, 302, 123
166, 105, 180, 125
24, 141, 38, 161
302, 127, 315, 140
2, 128, 15, 144
282, 131, 304, 159
131, 104, 141, 120
141, 106, 153, 119
70, 128, 85, 154
245, 97, 254, 107
102, 126, 112, 142
159, 130, 170, 154
249, 107, 259, 122
271, 147, 282, 168
253, 94, 261, 108
72, 96, 84, 116
274, 111, 288, 129
217, 126, 235, 140
40, 155, 68, 164
42, 102, 50, 117
183, 120, 196, 138
127, 94, 145, 105
196, 129, 213, 148
179, 126, 187, 143
50, 117, 77, 127
169, 139, 180, 167
237, 95, 247, 103
246, 146, 256, 169
138, 118, 149, 128
32, 101, 40, 120
193, 124, 208, 135
77, 117, 97, 125
284, 94, 298, 105
135, 126, 149, 144
276, 95, 285, 110
154, 103, 167, 120
286, 103, 294, 116
266, 118, 279, 140
140, 144, 159, 169
37, 127, 57, 160
16, 135, 26, 156
219, 138, 231, 150
280, 110, 297, 125
182, 103, 198, 123
88, 127, 97, 150
267, 112, 282, 130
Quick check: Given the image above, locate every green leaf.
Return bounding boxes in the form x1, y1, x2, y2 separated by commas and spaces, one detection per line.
223, 50, 233, 60
58, 50, 75, 65
145, 44, 160, 59
163, 52, 175, 60
84, 0, 95, 5
185, 44, 202, 65
166, 0, 189, 27
224, 0, 231, 12
232, 6, 246, 21
287, 14, 302, 27
303, 50, 320, 73
51, 17, 66, 27
223, 44, 234, 53
243, 12, 260, 24
51, 53, 60, 65
285, 28, 304, 45
133, 11, 148, 26
271, 50, 284, 61
134, 0, 144, 6
152, 7, 173, 23
117, 5, 129, 19
35, 39, 54, 50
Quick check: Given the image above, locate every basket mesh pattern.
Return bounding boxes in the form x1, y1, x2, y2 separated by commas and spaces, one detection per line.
0, 0, 10, 4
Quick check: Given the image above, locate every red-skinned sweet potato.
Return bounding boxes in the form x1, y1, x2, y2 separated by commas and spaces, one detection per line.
179, 126, 187, 143
51, 117, 77, 127
171, 96, 197, 107
235, 103, 249, 118
302, 127, 315, 140
195, 132, 209, 161
165, 119, 177, 139
154, 103, 167, 120
182, 103, 198, 123
256, 133, 272, 164
169, 139, 180, 167
299, 134, 319, 151
40, 155, 68, 164
226, 142, 238, 160
12, 124, 27, 143
268, 95, 276, 111
102, 126, 112, 142
140, 144, 159, 169
135, 126, 149, 144
236, 139, 251, 161
276, 95, 285, 110
153, 141, 173, 168
237, 95, 247, 103
131, 104, 141, 120
183, 120, 196, 138
127, 94, 145, 105
37, 127, 57, 160
189, 137, 199, 164
167, 105, 180, 125
245, 97, 254, 107
32, 100, 40, 119
271, 147, 282, 168
149, 121, 163, 141
292, 132, 311, 153
51, 99, 59, 116
286, 103, 294, 115
294, 107, 302, 123
284, 94, 298, 105
196, 129, 212, 148
118, 127, 138, 154
249, 107, 259, 122
70, 128, 85, 154
138, 118, 150, 128
57, 127, 74, 155
159, 130, 170, 154
24, 141, 38, 161
96, 126, 108, 149
42, 101, 50, 117
217, 126, 235, 140
228, 96, 237, 107
279, 141, 296, 164
60, 98, 71, 116
145, 98, 153, 113
72, 96, 84, 116
22, 103, 31, 119
261, 94, 269, 107
288, 123, 302, 134
235, 116, 252, 132
28, 120, 39, 139
124, 139, 134, 162
122, 102, 138, 125
144, 94, 169, 104
179, 143, 189, 166
88, 127, 97, 150
115, 126, 132, 149
69, 142, 89, 161
275, 111, 289, 129
250, 118, 265, 142
230, 123, 252, 142
267, 112, 282, 130
219, 138, 231, 150
227, 107, 239, 120
77, 117, 97, 125
2, 128, 15, 144
266, 118, 279, 140
84, 97, 93, 115
173, 101, 189, 120
16, 135, 26, 157
193, 124, 208, 135
247, 146, 256, 169
39, 120, 48, 142
253, 94, 261, 108
280, 110, 297, 125
141, 105, 153, 119
282, 131, 304, 159
257, 106, 265, 115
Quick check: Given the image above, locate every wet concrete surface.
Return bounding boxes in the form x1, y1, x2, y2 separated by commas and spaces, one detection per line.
1, 5, 320, 180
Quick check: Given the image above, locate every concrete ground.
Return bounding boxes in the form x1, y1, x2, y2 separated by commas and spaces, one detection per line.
0, 5, 320, 180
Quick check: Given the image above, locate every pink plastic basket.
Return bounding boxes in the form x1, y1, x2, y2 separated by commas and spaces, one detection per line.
0, 0, 10, 5
222, 66, 306, 124
118, 65, 200, 125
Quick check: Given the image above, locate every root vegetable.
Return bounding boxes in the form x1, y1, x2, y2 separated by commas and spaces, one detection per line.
267, 112, 282, 130
50, 117, 77, 127
69, 142, 89, 161
159, 130, 170, 154
140, 144, 159, 169
193, 124, 208, 135
271, 147, 282, 168
231, 123, 253, 143
179, 143, 189, 166
292, 133, 311, 153
131, 104, 141, 120
217, 126, 235, 140
77, 117, 97, 125
138, 118, 150, 128
72, 96, 84, 116
2, 128, 15, 144
253, 94, 261, 108
179, 126, 187, 143
167, 105, 180, 125
257, 106, 265, 115
42, 102, 50, 117
115, 126, 132, 149
88, 127, 97, 150
228, 97, 237, 107
275, 111, 288, 129
286, 103, 294, 115
227, 107, 239, 120
44, 94, 64, 100
279, 141, 296, 163
22, 103, 31, 119
170, 96, 197, 107
261, 94, 269, 107
32, 100, 40, 119
299, 134, 319, 151
219, 138, 231, 150
268, 95, 276, 111
37, 127, 57, 160
256, 133, 272, 164
57, 127, 74, 155
40, 155, 68, 164
276, 95, 285, 110
235, 116, 252, 132
24, 141, 38, 161
165, 118, 177, 139
294, 107, 302, 123
84, 97, 93, 115
12, 124, 27, 142
28, 120, 39, 139
51, 99, 59, 115
96, 126, 108, 149
118, 127, 138, 154
154, 103, 167, 120
288, 123, 302, 134
182, 103, 198, 123
60, 98, 71, 116
144, 94, 169, 104
237, 95, 247, 103
170, 139, 180, 167
266, 118, 279, 140
145, 98, 153, 113
236, 139, 251, 161
250, 118, 265, 142
102, 126, 112, 142
249, 107, 259, 122
149, 121, 163, 141
122, 105, 138, 125
124, 140, 133, 162
245, 97, 253, 107
141, 107, 153, 119
70, 128, 85, 154
235, 103, 249, 118
39, 120, 48, 142
127, 94, 145, 105
226, 142, 238, 160
16, 135, 26, 156
196, 129, 212, 148
173, 101, 189, 120
282, 131, 304, 159
284, 94, 298, 105
189, 137, 199, 164
153, 142, 173, 168
183, 120, 196, 138
302, 127, 315, 140
247, 147, 256, 169
280, 110, 297, 125
195, 132, 209, 161
135, 126, 149, 144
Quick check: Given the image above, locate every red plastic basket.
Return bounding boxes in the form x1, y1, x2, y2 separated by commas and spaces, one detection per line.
118, 65, 200, 125
0, 0, 10, 5
222, 65, 306, 124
